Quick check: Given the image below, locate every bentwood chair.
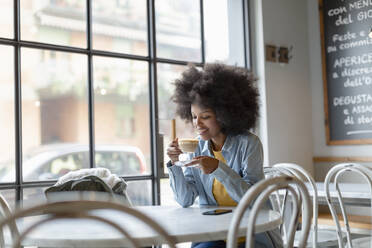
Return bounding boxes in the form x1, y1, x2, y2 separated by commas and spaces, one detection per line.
324, 163, 372, 248
273, 163, 340, 247
0, 193, 176, 248
0, 194, 19, 248
263, 166, 301, 245
226, 175, 312, 248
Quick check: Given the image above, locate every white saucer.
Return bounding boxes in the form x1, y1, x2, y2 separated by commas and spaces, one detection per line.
174, 160, 199, 167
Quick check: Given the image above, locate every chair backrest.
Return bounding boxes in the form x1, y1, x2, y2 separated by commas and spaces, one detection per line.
226, 175, 312, 248
0, 194, 19, 247
273, 163, 319, 247
0, 193, 176, 248
324, 163, 372, 248
263, 166, 298, 244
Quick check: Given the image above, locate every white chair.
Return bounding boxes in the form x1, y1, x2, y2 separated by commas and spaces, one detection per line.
273, 163, 340, 247
0, 193, 176, 248
0, 194, 19, 248
324, 163, 372, 248
263, 166, 302, 245
226, 175, 312, 248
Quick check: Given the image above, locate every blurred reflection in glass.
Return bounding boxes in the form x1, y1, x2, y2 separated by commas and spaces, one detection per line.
0, 0, 13, 38
93, 57, 151, 176
21, 0, 86, 47
0, 46, 15, 183
126, 180, 152, 206
204, 0, 245, 66
92, 0, 147, 56
23, 187, 48, 206
157, 63, 195, 175
155, 0, 201, 62
21, 48, 89, 182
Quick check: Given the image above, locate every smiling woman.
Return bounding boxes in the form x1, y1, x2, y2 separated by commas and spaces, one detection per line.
165, 63, 282, 248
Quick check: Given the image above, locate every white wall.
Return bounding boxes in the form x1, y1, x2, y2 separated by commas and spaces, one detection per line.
258, 0, 314, 175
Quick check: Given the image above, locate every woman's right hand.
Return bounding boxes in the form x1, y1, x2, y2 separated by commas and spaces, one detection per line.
166, 138, 182, 164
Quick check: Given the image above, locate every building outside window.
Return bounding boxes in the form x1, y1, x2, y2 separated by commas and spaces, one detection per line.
0, 0, 250, 207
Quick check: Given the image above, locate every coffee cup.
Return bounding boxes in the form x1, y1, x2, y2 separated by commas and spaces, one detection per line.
178, 138, 198, 153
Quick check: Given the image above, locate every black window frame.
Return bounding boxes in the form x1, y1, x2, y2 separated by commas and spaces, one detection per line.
0, 0, 252, 205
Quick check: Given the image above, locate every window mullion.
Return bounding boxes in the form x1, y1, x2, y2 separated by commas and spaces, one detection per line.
14, 0, 22, 202
200, 0, 206, 64
87, 0, 95, 169
147, 0, 160, 205
243, 0, 252, 69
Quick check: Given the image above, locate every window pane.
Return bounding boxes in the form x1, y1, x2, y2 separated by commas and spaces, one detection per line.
157, 63, 195, 174
161, 178, 178, 206
204, 0, 245, 66
21, 0, 86, 48
155, 0, 201, 62
0, 46, 15, 183
0, 189, 16, 209
23, 187, 47, 205
0, 0, 13, 38
93, 57, 151, 176
126, 180, 152, 206
157, 63, 186, 121
21, 48, 89, 182
92, 0, 147, 56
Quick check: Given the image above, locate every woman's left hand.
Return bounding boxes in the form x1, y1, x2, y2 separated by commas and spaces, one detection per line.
185, 156, 219, 174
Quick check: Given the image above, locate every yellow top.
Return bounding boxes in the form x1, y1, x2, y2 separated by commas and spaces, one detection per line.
212, 150, 237, 206
212, 150, 245, 243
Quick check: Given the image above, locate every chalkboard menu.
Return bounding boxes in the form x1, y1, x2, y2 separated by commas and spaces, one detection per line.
320, 0, 372, 145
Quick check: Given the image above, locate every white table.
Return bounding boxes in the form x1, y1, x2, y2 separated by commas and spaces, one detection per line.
310, 182, 371, 206
18, 205, 281, 247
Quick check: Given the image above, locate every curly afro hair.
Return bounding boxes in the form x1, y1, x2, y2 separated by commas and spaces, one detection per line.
171, 63, 259, 136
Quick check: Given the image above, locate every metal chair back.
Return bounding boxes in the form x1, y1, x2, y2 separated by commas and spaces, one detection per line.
227, 175, 312, 248
0, 193, 176, 248
324, 163, 372, 248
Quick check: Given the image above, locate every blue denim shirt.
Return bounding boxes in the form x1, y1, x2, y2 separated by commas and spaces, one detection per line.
168, 131, 264, 207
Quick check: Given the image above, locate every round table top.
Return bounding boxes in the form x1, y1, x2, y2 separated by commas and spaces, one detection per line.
19, 205, 281, 247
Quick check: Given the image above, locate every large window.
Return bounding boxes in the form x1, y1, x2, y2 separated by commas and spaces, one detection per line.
0, 0, 250, 206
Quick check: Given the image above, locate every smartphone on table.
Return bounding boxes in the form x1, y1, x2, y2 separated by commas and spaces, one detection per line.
202, 209, 232, 215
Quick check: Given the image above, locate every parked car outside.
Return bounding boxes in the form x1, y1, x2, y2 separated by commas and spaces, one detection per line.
0, 143, 151, 205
